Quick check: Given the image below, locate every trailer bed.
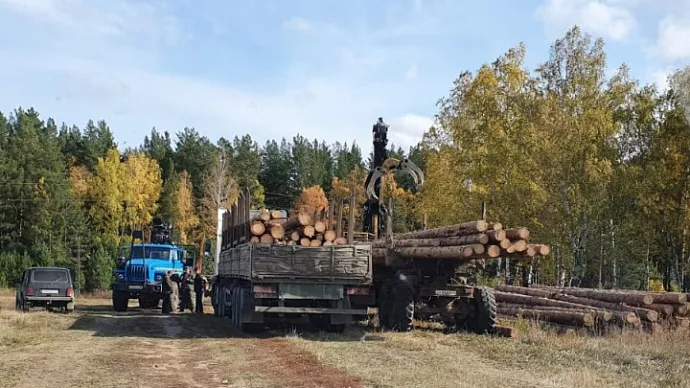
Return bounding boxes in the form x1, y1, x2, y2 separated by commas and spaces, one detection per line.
217, 243, 372, 284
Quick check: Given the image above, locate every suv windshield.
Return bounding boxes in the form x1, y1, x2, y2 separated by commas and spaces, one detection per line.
31, 269, 70, 283
131, 247, 173, 260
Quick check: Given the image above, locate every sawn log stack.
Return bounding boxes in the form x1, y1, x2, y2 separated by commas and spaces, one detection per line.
249, 209, 346, 247
371, 220, 550, 264
494, 284, 690, 332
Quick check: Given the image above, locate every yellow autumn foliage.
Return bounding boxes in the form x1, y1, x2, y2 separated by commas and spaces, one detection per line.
294, 185, 329, 217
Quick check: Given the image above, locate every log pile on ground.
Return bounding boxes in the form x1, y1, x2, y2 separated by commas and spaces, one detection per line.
371, 220, 550, 264
495, 284, 690, 333
249, 208, 347, 247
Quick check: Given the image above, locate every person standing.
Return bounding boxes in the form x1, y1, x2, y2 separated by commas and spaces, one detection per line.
194, 270, 204, 314
170, 272, 181, 312
161, 271, 174, 314
180, 268, 195, 313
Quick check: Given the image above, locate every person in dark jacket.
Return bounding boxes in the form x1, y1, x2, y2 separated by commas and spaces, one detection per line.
180, 268, 195, 313
194, 270, 204, 314
161, 271, 174, 314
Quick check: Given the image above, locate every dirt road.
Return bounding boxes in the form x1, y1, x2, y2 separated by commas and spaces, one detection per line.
0, 298, 363, 388
3, 294, 690, 388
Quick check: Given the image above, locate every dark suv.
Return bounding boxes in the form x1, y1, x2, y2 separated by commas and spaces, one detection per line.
15, 267, 75, 313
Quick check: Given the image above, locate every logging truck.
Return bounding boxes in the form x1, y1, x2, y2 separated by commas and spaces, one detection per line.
210, 188, 373, 333
363, 117, 498, 334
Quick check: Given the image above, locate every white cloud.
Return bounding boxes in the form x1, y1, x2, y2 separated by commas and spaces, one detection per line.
282, 17, 315, 33
0, 1, 444, 156
388, 114, 434, 148
653, 16, 690, 60
536, 0, 637, 41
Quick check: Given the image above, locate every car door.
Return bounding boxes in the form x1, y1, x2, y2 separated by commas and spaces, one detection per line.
17, 270, 27, 304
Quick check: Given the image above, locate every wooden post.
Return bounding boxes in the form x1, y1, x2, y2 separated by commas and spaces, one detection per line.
373, 215, 378, 240
347, 195, 355, 245
336, 200, 344, 238
328, 202, 334, 231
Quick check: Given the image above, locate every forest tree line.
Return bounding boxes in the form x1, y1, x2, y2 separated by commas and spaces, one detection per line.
1, 26, 690, 292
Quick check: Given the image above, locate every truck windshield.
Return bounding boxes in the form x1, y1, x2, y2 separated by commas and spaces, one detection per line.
131, 247, 172, 260
31, 269, 69, 283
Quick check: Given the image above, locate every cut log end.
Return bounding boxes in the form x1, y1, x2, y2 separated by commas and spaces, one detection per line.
251, 221, 266, 236
300, 238, 311, 246
259, 234, 274, 244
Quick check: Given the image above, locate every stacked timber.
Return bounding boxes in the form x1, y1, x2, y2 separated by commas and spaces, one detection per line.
249, 208, 347, 247
371, 220, 550, 264
495, 284, 690, 332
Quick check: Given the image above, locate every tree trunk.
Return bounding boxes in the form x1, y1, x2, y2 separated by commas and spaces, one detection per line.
497, 306, 594, 327
299, 225, 316, 238
267, 223, 285, 240
257, 210, 271, 222
505, 227, 530, 240
314, 220, 326, 233
393, 221, 488, 240
552, 287, 654, 306
372, 234, 489, 248
300, 237, 311, 246
310, 239, 323, 247
250, 236, 260, 244
260, 234, 274, 244
250, 221, 266, 236
270, 210, 282, 219
487, 230, 506, 242
392, 246, 475, 260
285, 213, 313, 230
290, 231, 300, 242
334, 237, 347, 245
324, 230, 336, 242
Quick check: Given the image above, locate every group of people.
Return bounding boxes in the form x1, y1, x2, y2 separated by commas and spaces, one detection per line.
161, 267, 206, 315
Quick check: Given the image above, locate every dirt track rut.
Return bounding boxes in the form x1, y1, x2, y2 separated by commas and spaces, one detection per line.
2, 302, 364, 388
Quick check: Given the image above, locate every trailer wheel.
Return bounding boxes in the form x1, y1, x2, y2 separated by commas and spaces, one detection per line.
112, 291, 128, 312
468, 287, 497, 334
388, 279, 414, 332
238, 287, 262, 333
377, 279, 393, 329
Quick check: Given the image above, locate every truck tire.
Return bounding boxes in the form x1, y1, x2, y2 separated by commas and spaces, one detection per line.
388, 278, 414, 332
468, 287, 497, 334
377, 279, 393, 330
138, 297, 159, 309
212, 285, 221, 317
112, 291, 128, 312
238, 286, 261, 333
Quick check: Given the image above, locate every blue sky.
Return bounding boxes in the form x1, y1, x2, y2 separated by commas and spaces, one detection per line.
0, 0, 688, 155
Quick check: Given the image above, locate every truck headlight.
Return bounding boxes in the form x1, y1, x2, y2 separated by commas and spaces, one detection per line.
117, 273, 124, 280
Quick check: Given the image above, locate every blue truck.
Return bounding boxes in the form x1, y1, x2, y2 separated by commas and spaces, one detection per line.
111, 219, 195, 311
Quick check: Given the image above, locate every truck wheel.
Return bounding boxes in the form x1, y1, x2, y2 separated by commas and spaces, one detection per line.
468, 287, 497, 334
238, 287, 261, 333
138, 297, 158, 309
377, 280, 393, 330
112, 291, 128, 312
388, 279, 414, 332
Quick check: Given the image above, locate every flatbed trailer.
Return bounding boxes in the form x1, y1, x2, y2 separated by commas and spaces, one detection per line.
211, 189, 373, 332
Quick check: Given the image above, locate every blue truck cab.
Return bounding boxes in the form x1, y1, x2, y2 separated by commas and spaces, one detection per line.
111, 219, 194, 311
